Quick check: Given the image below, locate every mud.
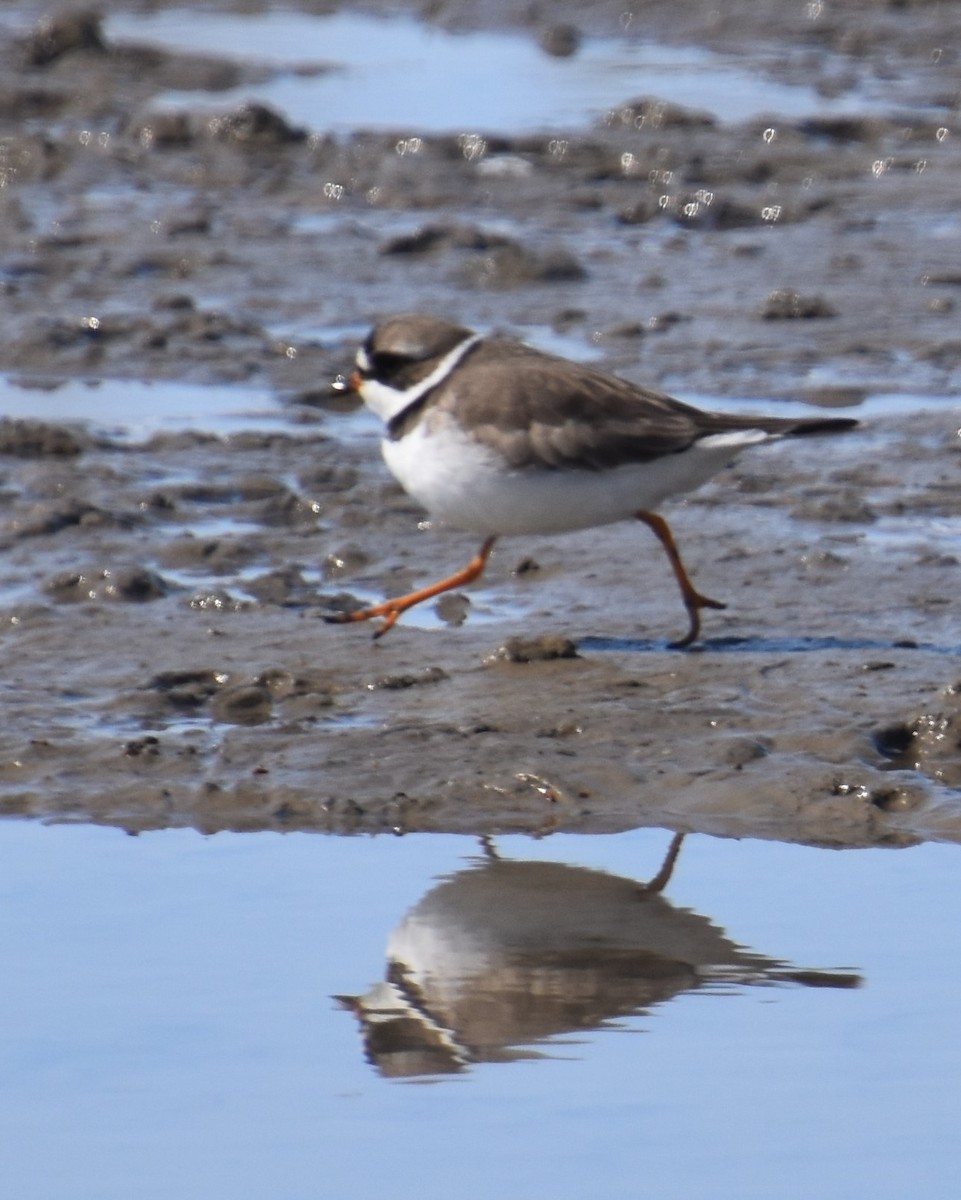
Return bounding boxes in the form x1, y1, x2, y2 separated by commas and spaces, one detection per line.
1, 0, 960, 846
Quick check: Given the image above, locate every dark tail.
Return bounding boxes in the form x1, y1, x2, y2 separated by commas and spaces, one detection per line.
700, 411, 859, 438
779, 416, 859, 437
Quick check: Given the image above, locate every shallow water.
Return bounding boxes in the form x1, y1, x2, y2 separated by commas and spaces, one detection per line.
2, 818, 959, 1200
4, 370, 955, 438
0, 377, 286, 441
107, 9, 872, 132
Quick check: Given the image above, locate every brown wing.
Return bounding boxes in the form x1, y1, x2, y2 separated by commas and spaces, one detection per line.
440, 342, 855, 471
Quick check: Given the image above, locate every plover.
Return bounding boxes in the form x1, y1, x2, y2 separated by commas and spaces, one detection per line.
327, 314, 857, 646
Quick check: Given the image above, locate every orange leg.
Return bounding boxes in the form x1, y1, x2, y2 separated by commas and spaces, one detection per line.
636, 510, 726, 649
638, 831, 686, 895
325, 536, 498, 639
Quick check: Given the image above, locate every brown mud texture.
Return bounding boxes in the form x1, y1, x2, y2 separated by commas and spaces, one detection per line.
1, 0, 960, 846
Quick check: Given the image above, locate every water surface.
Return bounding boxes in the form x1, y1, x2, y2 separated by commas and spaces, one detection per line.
2, 820, 958, 1200
107, 9, 871, 131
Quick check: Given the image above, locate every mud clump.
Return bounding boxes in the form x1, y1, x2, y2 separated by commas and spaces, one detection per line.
210, 683, 274, 726
207, 103, 306, 147
459, 244, 587, 289
370, 666, 450, 690
759, 289, 838, 320
0, 419, 85, 458
602, 95, 715, 130
539, 24, 581, 59
492, 636, 581, 664
22, 10, 105, 67
875, 685, 961, 788
150, 669, 224, 710
43, 565, 170, 603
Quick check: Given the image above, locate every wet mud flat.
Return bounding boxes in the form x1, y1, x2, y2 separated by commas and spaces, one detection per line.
1, 0, 961, 845
2, 401, 959, 847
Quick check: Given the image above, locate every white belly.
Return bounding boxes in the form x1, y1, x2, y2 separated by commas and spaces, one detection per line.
381, 416, 762, 537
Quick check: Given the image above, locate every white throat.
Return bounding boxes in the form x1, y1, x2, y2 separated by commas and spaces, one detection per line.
358, 333, 483, 425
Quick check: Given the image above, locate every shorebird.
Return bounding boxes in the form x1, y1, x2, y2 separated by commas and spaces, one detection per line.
327, 314, 857, 645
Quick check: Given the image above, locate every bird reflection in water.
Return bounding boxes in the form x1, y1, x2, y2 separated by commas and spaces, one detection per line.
336, 833, 860, 1078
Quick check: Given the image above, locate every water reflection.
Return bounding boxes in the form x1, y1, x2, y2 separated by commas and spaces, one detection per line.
338, 835, 860, 1078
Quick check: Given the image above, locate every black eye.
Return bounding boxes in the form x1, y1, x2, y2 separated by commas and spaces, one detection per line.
367, 350, 414, 381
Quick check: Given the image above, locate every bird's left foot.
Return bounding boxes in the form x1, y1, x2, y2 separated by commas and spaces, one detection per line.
322, 537, 498, 641
323, 601, 402, 639
669, 591, 727, 649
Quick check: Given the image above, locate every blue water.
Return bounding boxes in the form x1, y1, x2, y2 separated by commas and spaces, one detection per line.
106, 9, 868, 132
1, 820, 958, 1200
0, 376, 284, 441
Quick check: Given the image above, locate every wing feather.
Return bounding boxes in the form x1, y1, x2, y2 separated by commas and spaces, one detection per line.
419, 339, 856, 470
442, 345, 713, 469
